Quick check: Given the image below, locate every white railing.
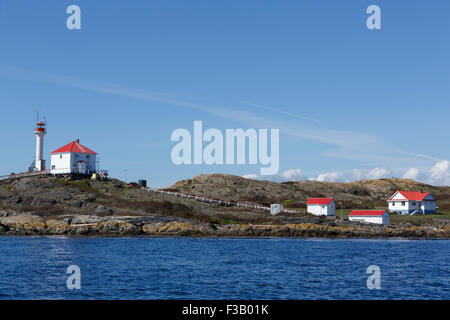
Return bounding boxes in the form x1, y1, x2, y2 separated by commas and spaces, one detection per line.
0, 170, 50, 181
49, 168, 97, 174
145, 187, 298, 214
0, 168, 108, 181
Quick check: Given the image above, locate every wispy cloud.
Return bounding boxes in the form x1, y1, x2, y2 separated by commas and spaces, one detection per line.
0, 65, 442, 170
239, 101, 319, 123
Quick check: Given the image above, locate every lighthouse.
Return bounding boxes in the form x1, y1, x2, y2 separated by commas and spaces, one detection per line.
34, 120, 47, 171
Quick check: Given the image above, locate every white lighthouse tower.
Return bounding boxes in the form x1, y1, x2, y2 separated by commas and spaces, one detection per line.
34, 117, 47, 171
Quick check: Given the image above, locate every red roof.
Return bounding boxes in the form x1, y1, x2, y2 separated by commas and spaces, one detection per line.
349, 210, 386, 216
388, 191, 430, 201
51, 140, 97, 155
306, 198, 334, 205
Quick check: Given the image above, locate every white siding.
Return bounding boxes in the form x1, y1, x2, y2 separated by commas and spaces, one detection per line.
50, 152, 96, 174
388, 200, 409, 213
349, 213, 390, 226
391, 192, 406, 200
307, 201, 335, 216
50, 153, 72, 174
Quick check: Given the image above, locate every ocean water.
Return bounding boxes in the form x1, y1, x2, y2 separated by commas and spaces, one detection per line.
0, 237, 448, 300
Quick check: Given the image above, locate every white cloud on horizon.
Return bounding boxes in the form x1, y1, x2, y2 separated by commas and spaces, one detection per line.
243, 168, 306, 183
427, 160, 450, 186
402, 168, 421, 181
244, 160, 450, 186
316, 172, 345, 182
242, 174, 260, 180
280, 168, 306, 181
366, 168, 392, 180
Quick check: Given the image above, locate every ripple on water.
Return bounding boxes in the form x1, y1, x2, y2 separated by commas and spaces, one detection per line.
0, 237, 448, 299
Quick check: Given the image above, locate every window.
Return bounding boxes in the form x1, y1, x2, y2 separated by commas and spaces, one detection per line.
52, 165, 55, 169
401, 201, 406, 206
392, 202, 395, 206
412, 201, 416, 206
60, 155, 62, 159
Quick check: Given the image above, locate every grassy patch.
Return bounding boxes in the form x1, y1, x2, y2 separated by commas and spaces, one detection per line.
219, 218, 240, 225
389, 211, 450, 226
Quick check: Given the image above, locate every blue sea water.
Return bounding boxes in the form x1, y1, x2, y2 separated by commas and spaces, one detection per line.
0, 237, 448, 300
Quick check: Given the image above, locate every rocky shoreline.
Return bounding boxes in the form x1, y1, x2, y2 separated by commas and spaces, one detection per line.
1, 213, 449, 239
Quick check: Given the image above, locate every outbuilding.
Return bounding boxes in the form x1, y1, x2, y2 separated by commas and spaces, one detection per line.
387, 190, 436, 215
50, 139, 97, 175
306, 198, 335, 216
349, 210, 390, 226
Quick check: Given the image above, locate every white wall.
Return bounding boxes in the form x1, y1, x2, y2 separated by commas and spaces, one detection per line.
307, 201, 335, 216
389, 200, 409, 213
349, 213, 389, 226
390, 192, 405, 200
51, 152, 96, 174
50, 153, 72, 174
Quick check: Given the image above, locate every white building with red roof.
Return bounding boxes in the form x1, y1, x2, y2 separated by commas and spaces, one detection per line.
50, 139, 97, 175
349, 210, 390, 226
387, 191, 436, 215
306, 198, 335, 216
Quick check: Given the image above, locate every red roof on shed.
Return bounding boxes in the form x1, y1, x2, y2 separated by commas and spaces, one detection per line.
306, 198, 334, 205
349, 210, 386, 216
51, 140, 97, 155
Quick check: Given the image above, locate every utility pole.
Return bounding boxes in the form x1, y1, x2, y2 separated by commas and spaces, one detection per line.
339, 201, 343, 220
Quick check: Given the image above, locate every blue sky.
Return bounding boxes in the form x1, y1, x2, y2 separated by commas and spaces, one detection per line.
0, 0, 449, 187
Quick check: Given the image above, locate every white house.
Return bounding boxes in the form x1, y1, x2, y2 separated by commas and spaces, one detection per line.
50, 139, 97, 175
306, 198, 335, 216
387, 191, 436, 215
349, 210, 390, 226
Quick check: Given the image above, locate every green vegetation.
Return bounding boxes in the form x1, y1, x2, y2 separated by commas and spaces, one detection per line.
389, 211, 450, 226
219, 218, 240, 225
56, 178, 96, 193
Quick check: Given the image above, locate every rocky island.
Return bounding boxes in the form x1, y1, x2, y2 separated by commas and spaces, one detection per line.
0, 174, 449, 238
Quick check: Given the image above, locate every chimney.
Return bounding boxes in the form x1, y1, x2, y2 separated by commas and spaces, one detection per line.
76, 139, 80, 143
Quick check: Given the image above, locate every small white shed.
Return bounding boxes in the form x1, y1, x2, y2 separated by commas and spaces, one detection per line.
306, 198, 335, 216
349, 210, 390, 226
270, 204, 284, 215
